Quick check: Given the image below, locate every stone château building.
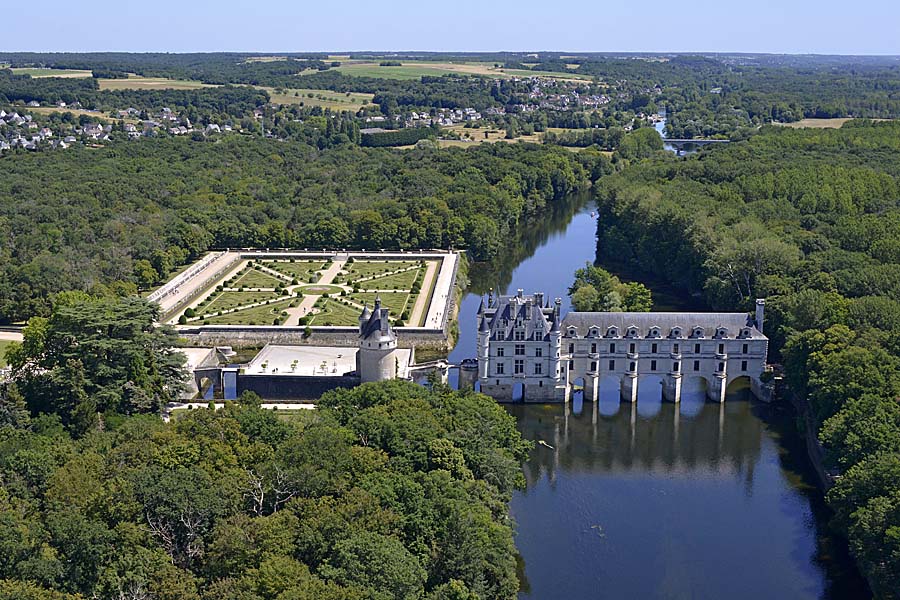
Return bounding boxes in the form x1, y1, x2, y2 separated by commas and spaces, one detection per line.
466, 290, 769, 403
357, 297, 404, 383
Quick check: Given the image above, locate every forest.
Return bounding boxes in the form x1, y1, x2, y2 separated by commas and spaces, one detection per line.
0, 294, 532, 598
593, 120, 900, 597
0, 135, 608, 323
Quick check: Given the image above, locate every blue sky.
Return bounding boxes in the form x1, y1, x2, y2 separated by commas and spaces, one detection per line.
5, 0, 899, 55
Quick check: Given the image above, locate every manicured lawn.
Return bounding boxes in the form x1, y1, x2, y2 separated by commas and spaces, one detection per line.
308, 298, 362, 326
262, 260, 327, 279
346, 260, 417, 279
232, 268, 286, 289
297, 284, 344, 295
202, 298, 294, 325
349, 292, 413, 318
199, 291, 282, 316
358, 267, 421, 291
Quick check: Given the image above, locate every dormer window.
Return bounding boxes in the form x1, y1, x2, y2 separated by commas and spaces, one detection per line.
605, 326, 619, 338
567, 327, 578, 337
626, 327, 639, 338
714, 327, 729, 339
738, 328, 751, 339
589, 327, 600, 337
690, 327, 705, 339
669, 327, 683, 339
648, 327, 661, 338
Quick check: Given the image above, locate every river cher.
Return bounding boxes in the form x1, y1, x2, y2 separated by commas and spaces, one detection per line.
449, 194, 869, 599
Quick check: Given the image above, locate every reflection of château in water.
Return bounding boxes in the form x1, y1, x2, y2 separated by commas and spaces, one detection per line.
511, 395, 764, 487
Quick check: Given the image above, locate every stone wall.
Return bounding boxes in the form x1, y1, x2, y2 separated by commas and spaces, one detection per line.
237, 373, 360, 400
177, 326, 449, 350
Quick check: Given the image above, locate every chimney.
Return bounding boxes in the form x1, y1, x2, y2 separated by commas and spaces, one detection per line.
755, 299, 765, 335
534, 292, 544, 307
517, 288, 524, 300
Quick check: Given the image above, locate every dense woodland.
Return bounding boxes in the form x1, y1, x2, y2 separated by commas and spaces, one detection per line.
0, 136, 607, 322
594, 121, 900, 597
0, 295, 531, 598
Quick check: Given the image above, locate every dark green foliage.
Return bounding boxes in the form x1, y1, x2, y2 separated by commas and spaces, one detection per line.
361, 127, 435, 147
0, 136, 599, 322
0, 381, 531, 599
593, 120, 900, 596
569, 262, 652, 312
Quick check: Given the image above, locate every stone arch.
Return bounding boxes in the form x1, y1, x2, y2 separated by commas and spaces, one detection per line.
598, 375, 621, 416
726, 374, 752, 397
680, 375, 710, 417
636, 373, 664, 418
512, 382, 526, 403
197, 376, 214, 400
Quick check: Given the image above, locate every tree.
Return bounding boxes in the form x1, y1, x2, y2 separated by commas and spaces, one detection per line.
319, 531, 426, 600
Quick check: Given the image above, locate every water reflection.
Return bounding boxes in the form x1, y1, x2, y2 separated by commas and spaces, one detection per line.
507, 392, 870, 599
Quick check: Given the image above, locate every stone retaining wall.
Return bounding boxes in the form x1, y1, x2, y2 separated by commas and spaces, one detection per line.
177, 326, 449, 350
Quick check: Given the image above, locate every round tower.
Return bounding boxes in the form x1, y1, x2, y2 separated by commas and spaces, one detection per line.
477, 311, 490, 381
549, 298, 562, 380
358, 297, 399, 383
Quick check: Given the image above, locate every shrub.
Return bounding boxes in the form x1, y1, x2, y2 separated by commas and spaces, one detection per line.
178, 315, 188, 324
185, 308, 196, 318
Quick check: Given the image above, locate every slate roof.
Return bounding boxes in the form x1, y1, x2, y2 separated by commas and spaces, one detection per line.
485, 295, 555, 341
359, 298, 395, 342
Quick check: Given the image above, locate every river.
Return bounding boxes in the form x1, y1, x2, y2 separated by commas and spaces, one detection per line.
448, 195, 869, 599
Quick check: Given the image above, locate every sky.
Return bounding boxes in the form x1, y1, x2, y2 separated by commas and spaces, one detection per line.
5, 0, 899, 55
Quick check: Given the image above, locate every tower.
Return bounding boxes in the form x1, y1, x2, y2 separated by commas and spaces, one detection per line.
549, 298, 562, 382
357, 297, 399, 383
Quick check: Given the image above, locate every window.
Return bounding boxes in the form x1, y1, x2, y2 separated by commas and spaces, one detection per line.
694, 343, 700, 354
497, 347, 504, 357
718, 343, 724, 354
535, 347, 543, 357
609, 360, 615, 370
609, 343, 616, 353
718, 362, 724, 372
651, 343, 658, 353
591, 343, 597, 354
514, 330, 525, 341
629, 342, 636, 353
650, 360, 657, 371
742, 343, 748, 354
514, 359, 524, 375
673, 362, 680, 372
741, 360, 747, 371
673, 343, 680, 354
496, 363, 504, 375
515, 344, 525, 356
590, 361, 597, 371
569, 343, 574, 354
534, 363, 543, 375
693, 360, 700, 371
629, 361, 636, 371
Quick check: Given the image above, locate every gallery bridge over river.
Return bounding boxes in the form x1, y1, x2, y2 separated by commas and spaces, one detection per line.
460, 291, 772, 404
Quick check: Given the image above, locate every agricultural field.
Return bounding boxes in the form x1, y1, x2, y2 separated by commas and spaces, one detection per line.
11, 67, 93, 78
304, 60, 593, 81
97, 76, 213, 90
167, 253, 449, 329
260, 87, 374, 110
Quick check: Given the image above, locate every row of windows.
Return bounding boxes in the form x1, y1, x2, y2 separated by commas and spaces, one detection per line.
564, 359, 751, 373
496, 360, 543, 376
562, 342, 752, 355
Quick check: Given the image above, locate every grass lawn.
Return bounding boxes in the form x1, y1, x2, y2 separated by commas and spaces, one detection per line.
349, 292, 413, 318
307, 60, 594, 82
199, 291, 282, 316
297, 284, 344, 295
260, 87, 374, 111
262, 260, 327, 279
98, 76, 213, 90
232, 268, 286, 289
202, 299, 294, 325
346, 260, 417, 279
11, 68, 93, 78
0, 340, 14, 367
359, 267, 421, 291
17, 106, 136, 123
308, 298, 362, 326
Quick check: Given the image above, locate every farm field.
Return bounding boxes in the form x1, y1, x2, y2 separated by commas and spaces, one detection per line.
304, 60, 594, 81
11, 68, 93, 78
98, 76, 213, 90
260, 87, 374, 110
774, 118, 853, 129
